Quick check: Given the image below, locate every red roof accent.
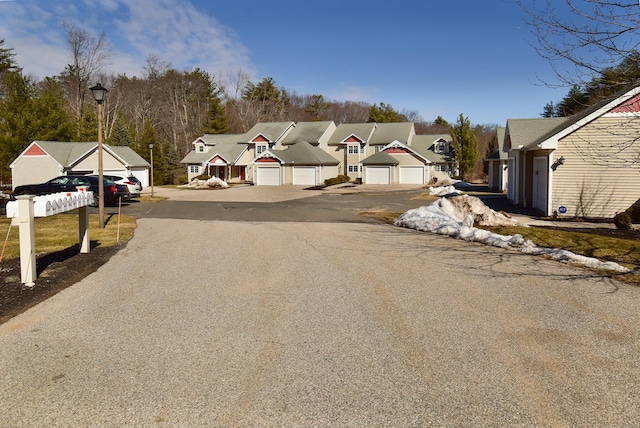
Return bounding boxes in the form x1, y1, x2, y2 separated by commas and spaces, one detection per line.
611, 93, 640, 113
253, 135, 269, 142
345, 136, 362, 143
24, 144, 47, 156
256, 157, 279, 163
208, 155, 227, 165
385, 147, 411, 154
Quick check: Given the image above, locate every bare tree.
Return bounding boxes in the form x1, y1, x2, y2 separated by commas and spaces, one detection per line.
519, 0, 640, 88
59, 21, 112, 119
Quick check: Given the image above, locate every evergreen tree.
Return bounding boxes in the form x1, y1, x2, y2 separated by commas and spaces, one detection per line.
556, 84, 589, 116
449, 114, 479, 178
542, 101, 557, 118
106, 116, 132, 146
367, 102, 405, 123
434, 115, 449, 127
0, 73, 75, 181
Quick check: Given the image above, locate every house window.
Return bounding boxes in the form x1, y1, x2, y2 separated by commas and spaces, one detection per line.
189, 165, 201, 174
435, 164, 446, 172
347, 164, 361, 173
197, 145, 205, 153
348, 144, 364, 154
256, 144, 267, 155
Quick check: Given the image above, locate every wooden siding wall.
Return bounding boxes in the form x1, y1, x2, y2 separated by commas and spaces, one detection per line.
553, 116, 640, 218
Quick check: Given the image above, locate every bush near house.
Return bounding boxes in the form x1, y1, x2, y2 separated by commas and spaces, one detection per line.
626, 205, 640, 223
614, 212, 633, 230
324, 175, 351, 186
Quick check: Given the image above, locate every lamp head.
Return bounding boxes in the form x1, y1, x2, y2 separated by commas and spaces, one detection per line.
90, 83, 108, 104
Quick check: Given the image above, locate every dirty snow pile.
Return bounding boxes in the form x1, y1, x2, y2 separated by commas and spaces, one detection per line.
428, 185, 461, 197
178, 177, 229, 190
394, 195, 632, 273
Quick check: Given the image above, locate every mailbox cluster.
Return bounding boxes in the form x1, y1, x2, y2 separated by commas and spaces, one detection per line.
6, 190, 94, 218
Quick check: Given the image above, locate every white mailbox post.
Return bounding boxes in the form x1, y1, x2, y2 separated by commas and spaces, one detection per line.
5, 187, 93, 286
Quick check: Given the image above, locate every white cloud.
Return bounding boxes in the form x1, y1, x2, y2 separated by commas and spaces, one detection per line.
0, 0, 254, 79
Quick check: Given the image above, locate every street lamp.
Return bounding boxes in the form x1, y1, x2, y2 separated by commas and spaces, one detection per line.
90, 83, 108, 229
148, 142, 154, 198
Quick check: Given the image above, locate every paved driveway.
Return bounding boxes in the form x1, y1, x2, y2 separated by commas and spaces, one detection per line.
1, 186, 639, 426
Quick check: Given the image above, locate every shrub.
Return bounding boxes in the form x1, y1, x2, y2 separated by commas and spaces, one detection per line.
625, 205, 640, 223
194, 174, 210, 181
614, 212, 632, 230
324, 174, 351, 186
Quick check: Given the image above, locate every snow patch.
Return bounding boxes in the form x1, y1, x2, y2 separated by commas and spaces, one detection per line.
178, 177, 229, 190
394, 195, 632, 273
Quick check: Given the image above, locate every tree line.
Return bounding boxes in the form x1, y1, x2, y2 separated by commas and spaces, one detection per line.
0, 23, 492, 185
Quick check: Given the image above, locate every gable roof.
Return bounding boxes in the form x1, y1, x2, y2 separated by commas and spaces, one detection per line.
327, 123, 377, 146
108, 146, 151, 167
506, 85, 640, 151
409, 135, 454, 163
410, 134, 450, 150
280, 121, 336, 146
505, 118, 567, 150
261, 141, 339, 165
369, 122, 415, 145
536, 85, 640, 149
196, 134, 245, 145
11, 141, 150, 169
243, 121, 295, 143
361, 150, 400, 165
181, 140, 247, 165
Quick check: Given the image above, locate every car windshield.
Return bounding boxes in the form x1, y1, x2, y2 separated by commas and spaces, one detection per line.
48, 177, 70, 185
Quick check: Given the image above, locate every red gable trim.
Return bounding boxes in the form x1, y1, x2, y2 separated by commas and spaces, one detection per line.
385, 147, 411, 154
253, 135, 269, 143
345, 136, 362, 143
256, 157, 279, 163
610, 93, 640, 113
24, 144, 47, 156
208, 155, 227, 165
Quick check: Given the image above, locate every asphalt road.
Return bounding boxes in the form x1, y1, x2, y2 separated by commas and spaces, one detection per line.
1, 186, 639, 426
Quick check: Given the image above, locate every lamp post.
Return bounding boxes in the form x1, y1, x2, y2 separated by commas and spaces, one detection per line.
148, 142, 154, 198
90, 83, 108, 229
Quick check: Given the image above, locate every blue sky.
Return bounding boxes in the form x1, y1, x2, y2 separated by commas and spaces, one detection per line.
0, 0, 570, 125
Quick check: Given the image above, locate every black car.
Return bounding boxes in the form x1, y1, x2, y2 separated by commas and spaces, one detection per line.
13, 175, 131, 206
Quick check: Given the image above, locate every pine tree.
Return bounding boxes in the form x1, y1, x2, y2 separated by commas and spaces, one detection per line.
367, 102, 405, 123
450, 114, 479, 178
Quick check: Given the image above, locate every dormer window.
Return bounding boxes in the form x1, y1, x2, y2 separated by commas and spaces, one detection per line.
256, 143, 268, 154
197, 144, 205, 153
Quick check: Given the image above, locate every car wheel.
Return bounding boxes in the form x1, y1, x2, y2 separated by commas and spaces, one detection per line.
90, 193, 99, 207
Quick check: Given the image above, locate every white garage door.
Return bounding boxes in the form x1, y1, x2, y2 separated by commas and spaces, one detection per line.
366, 166, 391, 185
293, 167, 316, 185
256, 166, 281, 186
399, 166, 424, 184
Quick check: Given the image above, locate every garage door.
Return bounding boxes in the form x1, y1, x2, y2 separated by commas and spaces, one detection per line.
399, 166, 424, 184
366, 166, 390, 185
256, 166, 280, 186
293, 167, 316, 185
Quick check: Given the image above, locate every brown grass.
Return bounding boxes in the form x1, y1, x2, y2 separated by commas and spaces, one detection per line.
0, 213, 136, 261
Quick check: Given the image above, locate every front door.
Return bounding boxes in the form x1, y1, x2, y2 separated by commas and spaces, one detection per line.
532, 157, 548, 214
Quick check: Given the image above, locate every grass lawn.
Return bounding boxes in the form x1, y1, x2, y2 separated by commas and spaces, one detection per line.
0, 213, 136, 261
